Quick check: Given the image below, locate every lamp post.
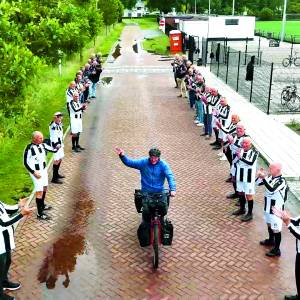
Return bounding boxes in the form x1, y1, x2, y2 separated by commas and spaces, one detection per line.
195, 0, 197, 14
208, 0, 211, 15
280, 0, 288, 42
232, 0, 235, 15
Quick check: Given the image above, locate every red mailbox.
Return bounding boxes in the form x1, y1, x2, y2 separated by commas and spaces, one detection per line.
169, 30, 182, 53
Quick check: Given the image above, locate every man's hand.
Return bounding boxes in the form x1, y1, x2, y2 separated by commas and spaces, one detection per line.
20, 207, 35, 216
170, 191, 176, 197
227, 134, 234, 144
33, 171, 41, 179
257, 167, 267, 178
115, 147, 124, 156
272, 207, 291, 226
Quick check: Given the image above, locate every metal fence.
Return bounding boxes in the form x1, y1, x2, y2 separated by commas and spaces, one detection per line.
208, 40, 300, 114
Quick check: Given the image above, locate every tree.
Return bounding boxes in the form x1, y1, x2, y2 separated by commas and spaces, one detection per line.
97, 0, 119, 33
120, 0, 137, 9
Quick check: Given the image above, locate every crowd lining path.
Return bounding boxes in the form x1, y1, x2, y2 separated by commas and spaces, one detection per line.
7, 25, 299, 300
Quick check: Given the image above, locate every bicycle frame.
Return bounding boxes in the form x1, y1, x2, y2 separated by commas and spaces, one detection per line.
150, 209, 162, 246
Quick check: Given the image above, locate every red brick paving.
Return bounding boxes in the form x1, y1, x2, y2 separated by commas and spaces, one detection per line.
7, 25, 297, 300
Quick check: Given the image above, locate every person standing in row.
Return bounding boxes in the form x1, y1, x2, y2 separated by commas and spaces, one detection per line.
0, 198, 34, 300
23, 131, 58, 220
257, 163, 288, 257
69, 93, 87, 153
49, 112, 65, 184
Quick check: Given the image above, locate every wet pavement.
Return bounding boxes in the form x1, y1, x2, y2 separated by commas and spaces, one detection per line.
9, 25, 298, 299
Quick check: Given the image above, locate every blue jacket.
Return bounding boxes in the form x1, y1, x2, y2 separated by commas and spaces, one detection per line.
120, 155, 176, 193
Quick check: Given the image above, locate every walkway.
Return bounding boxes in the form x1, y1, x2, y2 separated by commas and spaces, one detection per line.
8, 25, 298, 300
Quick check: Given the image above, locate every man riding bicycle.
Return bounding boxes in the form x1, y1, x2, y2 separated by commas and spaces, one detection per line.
115, 147, 176, 223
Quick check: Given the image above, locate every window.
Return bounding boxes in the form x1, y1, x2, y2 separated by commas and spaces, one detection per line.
225, 19, 239, 25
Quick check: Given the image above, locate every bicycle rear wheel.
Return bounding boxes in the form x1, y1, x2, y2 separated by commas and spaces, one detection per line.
152, 223, 159, 269
282, 58, 290, 67
294, 57, 300, 67
286, 94, 299, 111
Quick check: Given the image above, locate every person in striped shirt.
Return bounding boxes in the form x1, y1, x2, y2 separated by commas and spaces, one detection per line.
273, 207, 300, 300
0, 198, 34, 300
232, 137, 259, 222
256, 162, 288, 257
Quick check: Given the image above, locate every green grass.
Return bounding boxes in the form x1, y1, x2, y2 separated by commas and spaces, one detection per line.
287, 119, 300, 135
143, 35, 170, 55
123, 17, 159, 30
255, 21, 300, 38
0, 23, 125, 204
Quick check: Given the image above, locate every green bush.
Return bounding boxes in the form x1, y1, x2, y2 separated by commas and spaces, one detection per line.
259, 8, 274, 21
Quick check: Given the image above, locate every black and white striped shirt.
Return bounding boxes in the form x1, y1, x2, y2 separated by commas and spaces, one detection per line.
236, 148, 259, 183
257, 175, 288, 214
288, 217, 300, 253
69, 100, 84, 119
218, 104, 231, 126
0, 202, 22, 255
23, 143, 57, 174
222, 122, 237, 147
49, 121, 63, 148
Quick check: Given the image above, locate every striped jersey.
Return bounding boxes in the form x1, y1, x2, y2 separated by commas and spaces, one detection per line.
24, 143, 57, 174
288, 217, 300, 253
49, 121, 63, 148
69, 101, 84, 119
256, 175, 288, 214
0, 202, 22, 255
236, 148, 259, 183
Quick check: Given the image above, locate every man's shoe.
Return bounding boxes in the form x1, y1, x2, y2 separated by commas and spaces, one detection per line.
205, 135, 212, 140
266, 248, 281, 257
72, 147, 80, 153
1, 294, 16, 300
37, 213, 51, 221
196, 123, 203, 127
260, 239, 275, 246
200, 133, 207, 136
219, 154, 227, 161
212, 145, 222, 150
232, 209, 245, 216
51, 178, 63, 184
284, 295, 299, 300
194, 120, 200, 124
177, 94, 182, 98
57, 174, 65, 179
77, 145, 85, 150
3, 281, 21, 291
225, 177, 232, 183
226, 192, 239, 199
210, 141, 219, 146
241, 213, 253, 222
43, 204, 53, 211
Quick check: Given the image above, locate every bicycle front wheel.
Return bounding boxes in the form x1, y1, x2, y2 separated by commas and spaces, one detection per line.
286, 94, 299, 111
282, 58, 290, 67
294, 57, 300, 67
152, 223, 159, 269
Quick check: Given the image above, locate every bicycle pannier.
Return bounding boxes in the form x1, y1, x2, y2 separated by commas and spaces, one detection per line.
137, 222, 150, 247
162, 218, 173, 246
134, 189, 143, 213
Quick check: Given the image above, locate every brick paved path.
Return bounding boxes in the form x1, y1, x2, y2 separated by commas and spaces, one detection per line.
9, 25, 297, 300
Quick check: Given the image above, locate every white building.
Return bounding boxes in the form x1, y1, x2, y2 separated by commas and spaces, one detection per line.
123, 1, 148, 18
178, 15, 255, 40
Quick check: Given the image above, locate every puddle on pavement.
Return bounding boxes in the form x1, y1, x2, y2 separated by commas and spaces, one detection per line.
100, 77, 113, 85
133, 43, 138, 53
112, 44, 121, 59
37, 189, 95, 290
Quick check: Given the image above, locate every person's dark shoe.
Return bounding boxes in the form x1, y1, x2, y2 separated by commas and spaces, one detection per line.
77, 145, 85, 150
232, 209, 245, 216
284, 295, 299, 300
37, 213, 51, 221
212, 145, 222, 150
200, 133, 207, 136
259, 239, 275, 247
226, 192, 239, 199
241, 213, 253, 222
43, 204, 53, 211
209, 141, 219, 146
57, 174, 65, 179
225, 177, 232, 183
266, 248, 281, 257
51, 178, 63, 184
235, 201, 240, 206
72, 147, 80, 153
3, 281, 21, 291
1, 294, 16, 300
